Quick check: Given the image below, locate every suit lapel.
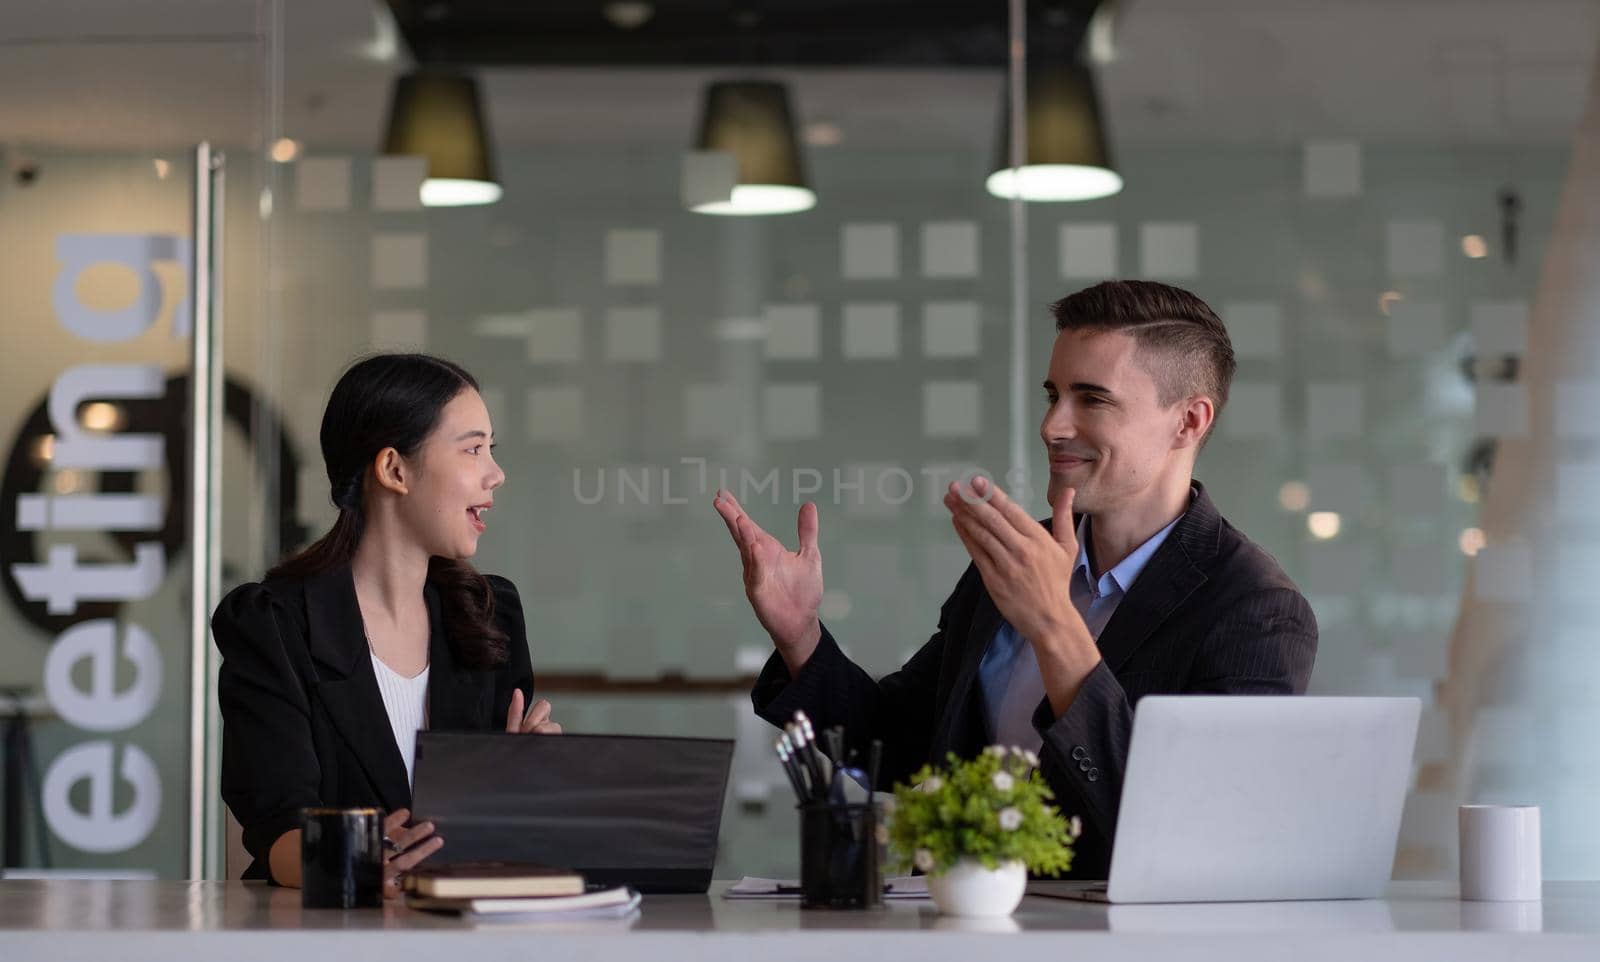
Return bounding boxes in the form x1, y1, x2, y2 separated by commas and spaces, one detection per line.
425, 581, 495, 730
304, 565, 413, 812
935, 573, 1004, 757
1093, 483, 1220, 672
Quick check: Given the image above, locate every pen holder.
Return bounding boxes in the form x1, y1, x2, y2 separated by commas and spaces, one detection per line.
799, 801, 881, 909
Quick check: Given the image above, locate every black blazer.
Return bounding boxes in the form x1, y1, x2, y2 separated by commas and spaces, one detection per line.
212, 565, 534, 881
752, 481, 1317, 878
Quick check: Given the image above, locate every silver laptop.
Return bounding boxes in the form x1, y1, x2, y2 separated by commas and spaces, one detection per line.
1035, 696, 1420, 904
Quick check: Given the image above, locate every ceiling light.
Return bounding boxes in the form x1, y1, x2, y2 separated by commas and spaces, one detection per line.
79, 402, 124, 432
270, 138, 301, 163
1307, 512, 1342, 540
689, 80, 815, 216
382, 69, 502, 207
803, 122, 843, 147
987, 61, 1121, 203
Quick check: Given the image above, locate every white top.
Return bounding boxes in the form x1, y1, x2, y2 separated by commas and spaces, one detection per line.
369, 653, 429, 786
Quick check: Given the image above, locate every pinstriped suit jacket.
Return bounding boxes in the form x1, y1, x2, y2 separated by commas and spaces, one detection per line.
752, 480, 1317, 879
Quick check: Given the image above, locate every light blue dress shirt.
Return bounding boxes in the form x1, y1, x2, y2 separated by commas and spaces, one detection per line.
978, 511, 1184, 753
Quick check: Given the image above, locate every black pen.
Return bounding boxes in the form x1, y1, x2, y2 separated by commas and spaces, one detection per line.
774, 736, 808, 802
787, 721, 823, 801
784, 730, 815, 800
794, 712, 829, 799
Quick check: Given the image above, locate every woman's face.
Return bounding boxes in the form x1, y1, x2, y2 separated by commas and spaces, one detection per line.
396, 388, 505, 560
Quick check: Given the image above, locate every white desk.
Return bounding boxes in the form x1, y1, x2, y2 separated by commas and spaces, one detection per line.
0, 879, 1595, 961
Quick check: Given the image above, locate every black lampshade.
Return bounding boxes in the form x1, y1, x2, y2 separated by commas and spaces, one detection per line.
382, 69, 502, 206
987, 60, 1121, 202
689, 80, 815, 215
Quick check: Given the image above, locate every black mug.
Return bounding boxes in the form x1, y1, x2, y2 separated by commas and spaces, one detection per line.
798, 801, 881, 909
301, 807, 384, 908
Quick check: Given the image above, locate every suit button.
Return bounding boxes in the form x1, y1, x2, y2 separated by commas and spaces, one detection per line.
1071, 746, 1088, 760
1078, 759, 1091, 772
1087, 768, 1100, 782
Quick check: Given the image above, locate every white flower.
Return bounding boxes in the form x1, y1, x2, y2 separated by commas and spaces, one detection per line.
920, 776, 943, 793
991, 771, 1015, 793
1022, 750, 1040, 768
914, 848, 936, 872
998, 807, 1023, 831
985, 745, 1007, 758
875, 824, 890, 845
1069, 816, 1083, 839
1009, 745, 1024, 757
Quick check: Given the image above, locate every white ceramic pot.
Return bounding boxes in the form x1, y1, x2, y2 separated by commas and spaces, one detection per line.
926, 858, 1027, 918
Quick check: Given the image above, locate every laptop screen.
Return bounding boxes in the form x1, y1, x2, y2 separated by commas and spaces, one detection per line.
410, 731, 735, 893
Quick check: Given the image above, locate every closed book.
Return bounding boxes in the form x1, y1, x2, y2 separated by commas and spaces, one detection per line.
405, 885, 639, 916
401, 861, 585, 898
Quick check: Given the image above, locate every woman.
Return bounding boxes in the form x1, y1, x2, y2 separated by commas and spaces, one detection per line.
213, 353, 560, 894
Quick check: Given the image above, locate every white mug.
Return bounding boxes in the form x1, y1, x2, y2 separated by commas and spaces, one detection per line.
1459, 804, 1541, 902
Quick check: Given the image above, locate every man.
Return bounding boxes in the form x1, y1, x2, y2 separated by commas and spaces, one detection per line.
712, 280, 1316, 878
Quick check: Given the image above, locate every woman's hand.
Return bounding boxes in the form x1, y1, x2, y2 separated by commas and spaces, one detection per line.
506, 689, 563, 734
382, 807, 442, 900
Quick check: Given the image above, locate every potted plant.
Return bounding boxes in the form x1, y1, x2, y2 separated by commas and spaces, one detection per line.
886, 745, 1080, 918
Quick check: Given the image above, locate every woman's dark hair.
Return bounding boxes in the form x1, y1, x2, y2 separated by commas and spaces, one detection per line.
268, 353, 508, 668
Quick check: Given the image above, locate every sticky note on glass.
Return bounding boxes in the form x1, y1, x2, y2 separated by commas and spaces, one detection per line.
370, 309, 427, 350
1389, 462, 1446, 515
921, 221, 978, 278
842, 223, 900, 280
763, 383, 821, 440
1555, 380, 1600, 439
923, 381, 981, 438
1386, 220, 1443, 276
681, 150, 737, 208
1475, 383, 1528, 438
1470, 300, 1529, 357
373, 155, 426, 211
686, 383, 738, 440
1386, 300, 1447, 358
1060, 223, 1117, 279
525, 308, 583, 363
605, 229, 661, 286
1303, 141, 1362, 198
371, 233, 427, 289
1139, 222, 1198, 278
923, 301, 980, 358
763, 304, 820, 360
296, 156, 351, 211
605, 306, 662, 363
1225, 301, 1282, 360
1220, 381, 1282, 439
843, 302, 901, 359
1306, 382, 1363, 440
525, 386, 584, 442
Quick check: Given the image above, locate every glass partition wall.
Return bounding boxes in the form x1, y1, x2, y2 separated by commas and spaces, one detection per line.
0, 1, 269, 878
3, 0, 1599, 882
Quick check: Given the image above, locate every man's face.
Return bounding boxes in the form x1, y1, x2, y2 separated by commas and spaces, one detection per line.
1039, 327, 1194, 515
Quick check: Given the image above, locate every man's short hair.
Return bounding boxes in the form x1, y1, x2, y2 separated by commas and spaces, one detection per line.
1049, 280, 1237, 426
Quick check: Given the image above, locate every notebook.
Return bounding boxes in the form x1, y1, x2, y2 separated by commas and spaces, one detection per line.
401, 860, 585, 898
405, 885, 639, 917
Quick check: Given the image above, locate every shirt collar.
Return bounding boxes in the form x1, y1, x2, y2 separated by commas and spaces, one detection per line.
1073, 511, 1185, 600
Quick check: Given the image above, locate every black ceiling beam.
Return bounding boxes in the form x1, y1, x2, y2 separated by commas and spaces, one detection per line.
382, 0, 1101, 68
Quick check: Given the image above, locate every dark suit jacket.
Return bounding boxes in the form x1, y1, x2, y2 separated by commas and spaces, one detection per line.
212, 565, 534, 881
752, 481, 1317, 879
